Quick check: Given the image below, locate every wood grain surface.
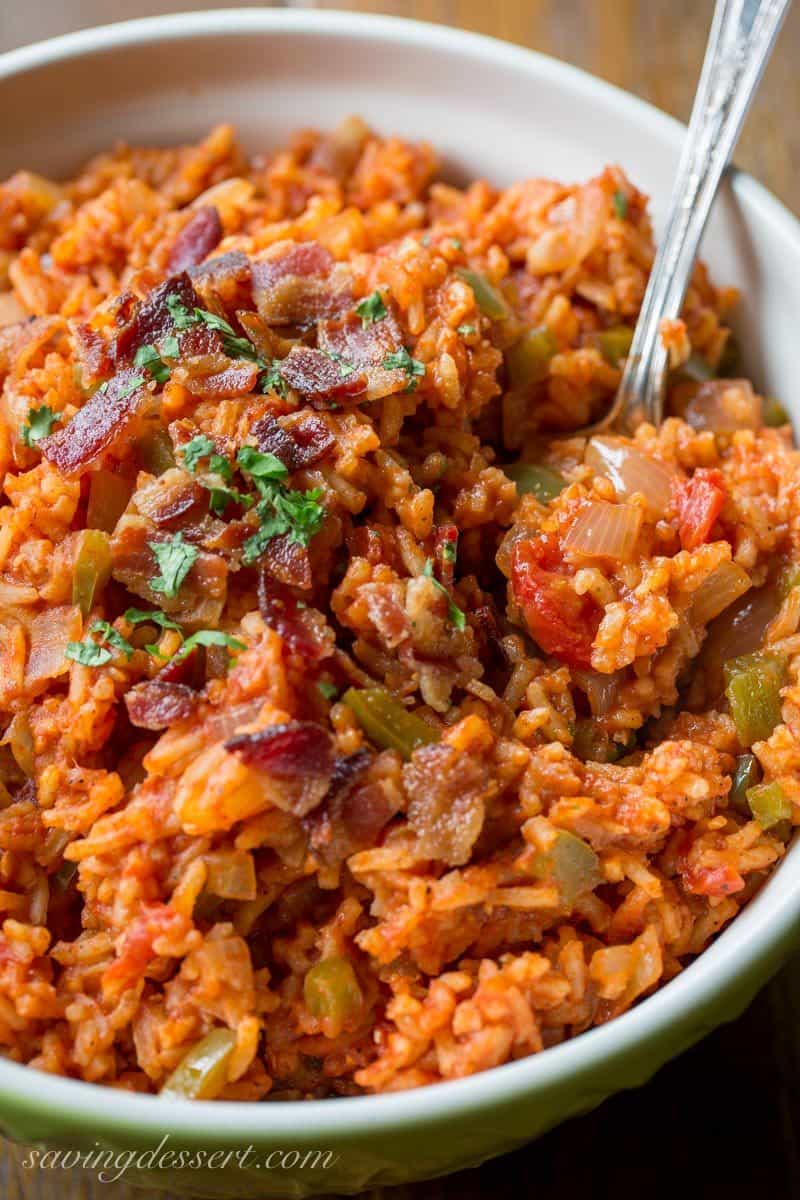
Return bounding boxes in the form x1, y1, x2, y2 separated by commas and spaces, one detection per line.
1, 2, 799, 1198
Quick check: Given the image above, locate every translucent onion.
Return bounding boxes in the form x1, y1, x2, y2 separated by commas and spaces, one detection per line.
689, 561, 752, 626
572, 668, 623, 716
685, 380, 761, 433
585, 436, 673, 517
563, 500, 642, 562
25, 606, 82, 688
204, 851, 257, 901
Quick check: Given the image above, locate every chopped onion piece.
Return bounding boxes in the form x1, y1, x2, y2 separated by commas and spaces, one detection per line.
585, 436, 673, 517
689, 561, 751, 626
564, 501, 642, 562
572, 667, 623, 716
685, 380, 761, 433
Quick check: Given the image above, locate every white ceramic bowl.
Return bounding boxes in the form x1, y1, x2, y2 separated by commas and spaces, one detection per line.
0, 11, 798, 1198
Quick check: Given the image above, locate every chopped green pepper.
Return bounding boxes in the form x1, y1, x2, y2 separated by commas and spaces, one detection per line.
597, 325, 634, 366
729, 753, 762, 815
746, 780, 791, 829
342, 687, 438, 760
304, 956, 363, 1029
534, 830, 602, 906
72, 530, 112, 617
506, 327, 557, 387
762, 396, 790, 428
86, 470, 133, 533
724, 651, 787, 746
779, 563, 800, 599
455, 268, 509, 320
572, 719, 631, 764
160, 1028, 237, 1100
504, 462, 567, 504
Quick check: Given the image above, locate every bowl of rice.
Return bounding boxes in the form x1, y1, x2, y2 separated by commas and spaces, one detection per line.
1, 8, 800, 1197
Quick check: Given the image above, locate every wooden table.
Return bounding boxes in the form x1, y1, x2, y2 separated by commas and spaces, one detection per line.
1, 2, 799, 1197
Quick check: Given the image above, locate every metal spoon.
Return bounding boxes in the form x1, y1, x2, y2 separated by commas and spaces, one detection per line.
596, 0, 790, 436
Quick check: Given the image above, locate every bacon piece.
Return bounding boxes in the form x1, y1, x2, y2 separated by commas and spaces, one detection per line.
111, 515, 227, 625
280, 346, 366, 406
226, 721, 334, 816
40, 368, 151, 477
262, 532, 313, 590
133, 471, 205, 526
258, 573, 325, 659
251, 240, 351, 326
404, 742, 491, 866
155, 645, 203, 688
511, 535, 602, 669
177, 323, 225, 358
317, 312, 407, 402
362, 583, 409, 647
175, 360, 259, 398
252, 411, 335, 470
72, 322, 112, 386
307, 748, 400, 865
167, 206, 223, 273
125, 680, 199, 730
672, 468, 727, 551
113, 272, 201, 363
191, 250, 253, 313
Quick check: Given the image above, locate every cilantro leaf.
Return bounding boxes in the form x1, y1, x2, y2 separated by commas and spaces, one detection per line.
241, 485, 325, 564
123, 608, 183, 632
205, 484, 253, 515
161, 334, 180, 359
441, 539, 457, 563
355, 290, 388, 327
174, 629, 245, 661
236, 446, 288, 482
133, 344, 170, 384
324, 350, 356, 378
95, 374, 147, 401
89, 620, 134, 659
194, 309, 264, 363
181, 434, 216, 473
209, 453, 233, 482
65, 641, 112, 667
612, 190, 628, 220
422, 558, 466, 631
382, 347, 426, 391
457, 324, 476, 337
165, 293, 196, 330
21, 405, 59, 448
317, 680, 338, 701
149, 532, 199, 597
259, 360, 288, 398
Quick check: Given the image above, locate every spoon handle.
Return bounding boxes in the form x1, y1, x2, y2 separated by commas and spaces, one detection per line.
612, 0, 790, 434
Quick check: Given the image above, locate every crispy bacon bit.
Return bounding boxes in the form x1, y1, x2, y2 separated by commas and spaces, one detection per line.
261, 532, 313, 590
347, 525, 402, 569
191, 250, 254, 313
111, 515, 227, 624
125, 680, 199, 730
317, 312, 407, 402
362, 583, 409, 647
155, 644, 203, 688
258, 572, 324, 659
176, 360, 259, 398
134, 471, 205, 526
280, 346, 366, 406
308, 748, 400, 865
40, 368, 150, 477
113, 273, 201, 364
177, 323, 225, 358
404, 742, 491, 866
226, 721, 334, 816
672, 468, 727, 551
511, 535, 602, 669
252, 240, 351, 326
72, 322, 112, 386
252, 411, 335, 470
167, 206, 223, 274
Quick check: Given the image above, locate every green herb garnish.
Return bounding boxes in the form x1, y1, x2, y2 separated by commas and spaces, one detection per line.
206, 484, 253, 515
21, 405, 59, 447
181, 434, 216, 473
133, 344, 170, 384
259, 361, 288, 398
457, 324, 476, 337
355, 291, 388, 327
382, 347, 426, 391
422, 558, 466, 631
149, 532, 199, 598
65, 641, 112, 667
123, 607, 183, 632
612, 190, 628, 220
317, 680, 338, 701
88, 620, 134, 659
174, 629, 245, 661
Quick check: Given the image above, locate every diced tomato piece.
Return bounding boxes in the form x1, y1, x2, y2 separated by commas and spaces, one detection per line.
511, 536, 602, 668
676, 831, 745, 896
672, 468, 727, 551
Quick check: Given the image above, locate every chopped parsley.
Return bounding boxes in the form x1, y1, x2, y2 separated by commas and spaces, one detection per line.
205, 483, 253, 515
237, 445, 324, 564
149, 532, 199, 598
65, 641, 112, 667
457, 324, 476, 337
96, 374, 147, 401
181, 434, 216, 473
133, 344, 170, 384
259, 360, 288, 398
88, 620, 134, 659
165, 293, 197, 330
317, 680, 338, 701
441, 539, 457, 563
612, 190, 628, 220
324, 350, 356, 378
422, 558, 466, 631
21, 405, 59, 447
164, 295, 264, 364
123, 607, 183, 632
174, 629, 245, 661
162, 334, 179, 359
382, 347, 426, 391
355, 290, 388, 327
